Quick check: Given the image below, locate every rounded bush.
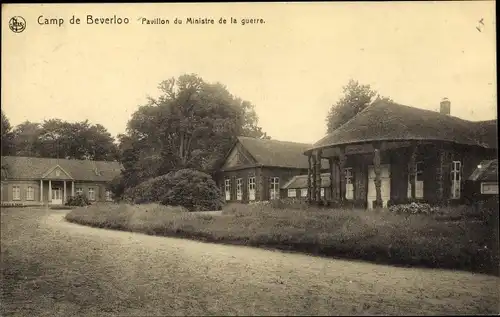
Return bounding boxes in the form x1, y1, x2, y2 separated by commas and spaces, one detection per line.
66, 193, 91, 207
124, 173, 175, 204
160, 169, 224, 211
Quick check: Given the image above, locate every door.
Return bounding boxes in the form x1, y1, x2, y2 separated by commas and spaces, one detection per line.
367, 164, 391, 209
51, 188, 62, 205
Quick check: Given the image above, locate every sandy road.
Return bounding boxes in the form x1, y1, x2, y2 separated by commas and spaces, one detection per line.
1, 208, 499, 316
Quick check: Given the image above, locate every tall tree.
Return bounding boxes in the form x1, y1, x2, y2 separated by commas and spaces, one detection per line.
120, 73, 269, 188
326, 80, 392, 133
12, 121, 43, 157
1, 110, 13, 155
9, 119, 118, 160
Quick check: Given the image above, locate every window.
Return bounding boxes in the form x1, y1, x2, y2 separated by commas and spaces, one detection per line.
320, 188, 325, 197
248, 177, 256, 201
224, 179, 231, 201
105, 190, 113, 201
13, 186, 21, 201
88, 188, 95, 201
236, 178, 243, 201
345, 167, 354, 200
301, 188, 308, 197
451, 161, 461, 199
76, 187, 83, 196
481, 182, 498, 195
269, 177, 280, 200
26, 186, 34, 201
407, 161, 424, 199
288, 189, 296, 198
55, 170, 61, 177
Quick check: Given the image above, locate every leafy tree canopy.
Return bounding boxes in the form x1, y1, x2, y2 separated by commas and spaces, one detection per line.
8, 118, 118, 161
326, 79, 392, 133
119, 73, 270, 188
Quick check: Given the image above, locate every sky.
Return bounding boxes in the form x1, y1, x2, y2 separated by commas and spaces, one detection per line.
2, 2, 497, 144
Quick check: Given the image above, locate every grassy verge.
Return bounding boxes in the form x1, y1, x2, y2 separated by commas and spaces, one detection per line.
65, 202, 499, 275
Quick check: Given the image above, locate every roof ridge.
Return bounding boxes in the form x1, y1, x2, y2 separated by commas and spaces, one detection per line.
1, 155, 119, 164
237, 136, 312, 147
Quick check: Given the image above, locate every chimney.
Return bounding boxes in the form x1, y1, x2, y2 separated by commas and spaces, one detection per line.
440, 97, 451, 115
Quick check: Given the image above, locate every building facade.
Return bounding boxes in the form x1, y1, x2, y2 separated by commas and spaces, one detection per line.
302, 98, 497, 208
1, 156, 122, 206
215, 136, 328, 203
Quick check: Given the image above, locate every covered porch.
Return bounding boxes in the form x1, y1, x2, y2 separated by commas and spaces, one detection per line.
40, 164, 76, 205
40, 179, 76, 205
305, 140, 454, 208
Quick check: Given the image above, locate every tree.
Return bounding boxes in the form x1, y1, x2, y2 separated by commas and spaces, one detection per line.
1, 110, 13, 155
119, 74, 269, 188
9, 119, 119, 160
12, 121, 43, 157
326, 80, 392, 133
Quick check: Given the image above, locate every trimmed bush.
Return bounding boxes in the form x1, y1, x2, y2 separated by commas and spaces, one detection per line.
124, 173, 174, 204
389, 202, 439, 215
65, 194, 91, 207
160, 169, 224, 211
269, 198, 310, 210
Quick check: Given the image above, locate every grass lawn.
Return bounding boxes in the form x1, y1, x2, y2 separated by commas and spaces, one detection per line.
3, 207, 499, 315
65, 202, 499, 275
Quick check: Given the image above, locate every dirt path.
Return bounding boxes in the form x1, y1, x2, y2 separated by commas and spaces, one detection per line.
1, 208, 499, 316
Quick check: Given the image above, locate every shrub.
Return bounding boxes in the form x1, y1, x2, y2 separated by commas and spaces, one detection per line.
269, 198, 310, 210
65, 194, 91, 207
108, 175, 127, 201
0, 202, 26, 208
389, 202, 439, 215
160, 169, 224, 212
123, 173, 176, 204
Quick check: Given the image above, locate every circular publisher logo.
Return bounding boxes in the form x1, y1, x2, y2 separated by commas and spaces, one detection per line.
9, 16, 26, 33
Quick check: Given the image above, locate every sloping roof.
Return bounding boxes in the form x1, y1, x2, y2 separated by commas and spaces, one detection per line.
468, 159, 498, 182
236, 136, 329, 170
282, 173, 331, 189
471, 120, 498, 149
1, 156, 122, 182
309, 100, 497, 152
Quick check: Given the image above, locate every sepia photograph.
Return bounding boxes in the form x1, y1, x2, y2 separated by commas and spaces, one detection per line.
1, 2, 498, 316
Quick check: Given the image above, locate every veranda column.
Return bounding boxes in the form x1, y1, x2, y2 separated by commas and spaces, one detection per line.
373, 144, 382, 208
436, 144, 446, 203
71, 181, 75, 197
307, 154, 312, 203
48, 180, 52, 203
63, 180, 66, 204
312, 154, 317, 203
408, 142, 418, 200
329, 157, 334, 202
338, 147, 347, 203
315, 150, 322, 203
40, 180, 43, 202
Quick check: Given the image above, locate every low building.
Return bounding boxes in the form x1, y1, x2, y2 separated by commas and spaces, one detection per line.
465, 159, 498, 201
1, 156, 122, 206
282, 173, 332, 201
304, 98, 497, 208
215, 136, 328, 203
